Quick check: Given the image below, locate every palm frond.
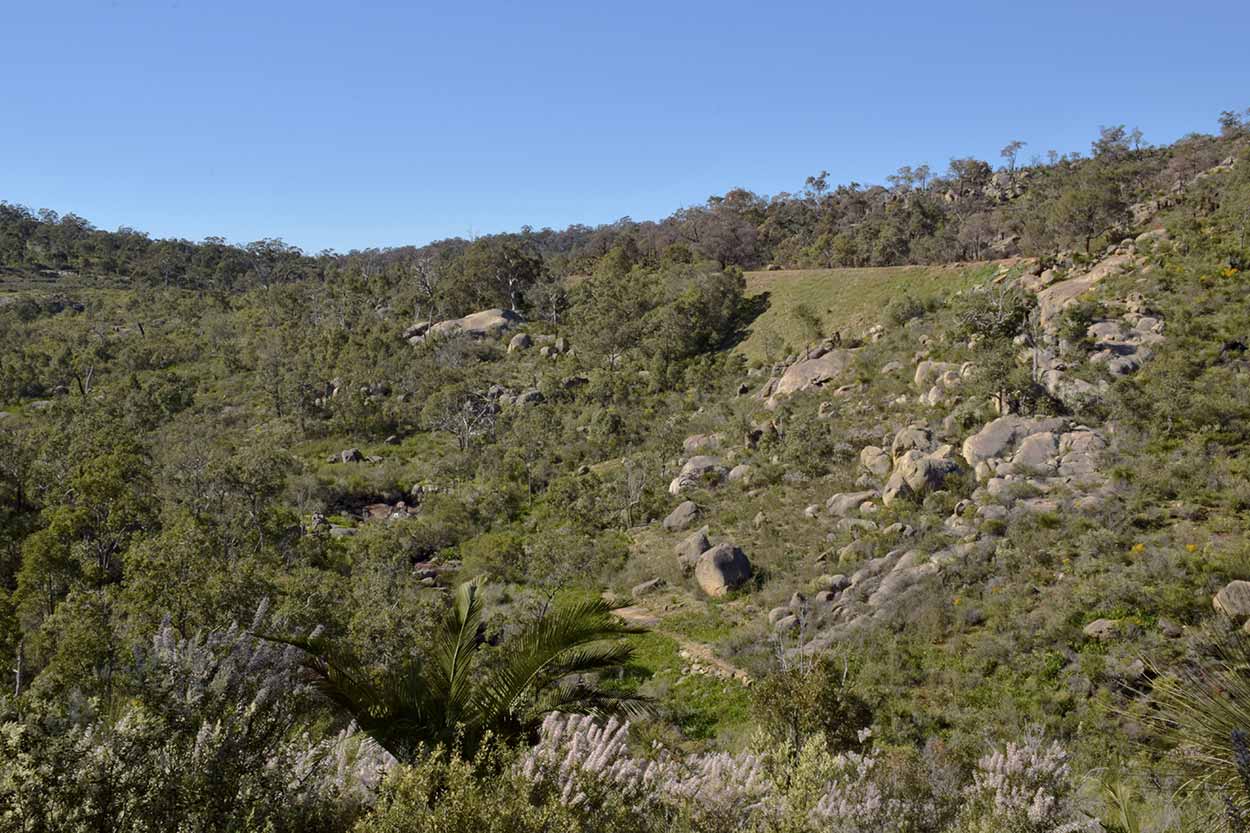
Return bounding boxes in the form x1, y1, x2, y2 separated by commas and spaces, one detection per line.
430, 578, 488, 716
255, 631, 436, 760
541, 675, 654, 721
253, 581, 649, 763
475, 595, 647, 730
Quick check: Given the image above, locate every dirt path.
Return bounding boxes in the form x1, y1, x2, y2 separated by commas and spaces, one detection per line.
613, 604, 751, 685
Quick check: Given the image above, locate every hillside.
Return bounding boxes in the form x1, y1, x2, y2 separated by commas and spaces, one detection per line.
2, 120, 1250, 832
736, 262, 1002, 363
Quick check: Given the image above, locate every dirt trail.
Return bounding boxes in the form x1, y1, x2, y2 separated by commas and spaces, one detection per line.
613, 603, 751, 685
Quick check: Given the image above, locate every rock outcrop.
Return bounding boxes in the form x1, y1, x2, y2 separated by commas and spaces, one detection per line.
669, 456, 728, 495
763, 349, 855, 408
882, 449, 961, 505
407, 308, 523, 344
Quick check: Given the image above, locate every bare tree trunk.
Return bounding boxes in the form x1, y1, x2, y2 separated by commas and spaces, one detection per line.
13, 639, 23, 697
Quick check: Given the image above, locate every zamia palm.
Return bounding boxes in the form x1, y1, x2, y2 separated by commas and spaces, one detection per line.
266, 578, 649, 762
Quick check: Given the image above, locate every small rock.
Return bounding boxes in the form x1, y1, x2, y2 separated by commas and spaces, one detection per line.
826, 490, 878, 517
1159, 619, 1183, 639
631, 578, 666, 599
1083, 618, 1120, 641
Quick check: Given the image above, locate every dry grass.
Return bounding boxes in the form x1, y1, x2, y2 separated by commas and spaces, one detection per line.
735, 262, 1002, 364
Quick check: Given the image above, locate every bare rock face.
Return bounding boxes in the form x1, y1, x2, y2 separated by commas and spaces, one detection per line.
508, 333, 532, 352
631, 578, 666, 599
683, 433, 724, 455
826, 490, 878, 517
1036, 253, 1135, 329
694, 543, 753, 597
765, 350, 855, 407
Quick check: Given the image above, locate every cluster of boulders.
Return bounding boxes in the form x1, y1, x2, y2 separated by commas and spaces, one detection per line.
401, 308, 576, 364
665, 518, 753, 598
668, 455, 729, 496
665, 430, 763, 498
853, 424, 963, 508
330, 447, 380, 464
767, 574, 852, 633
1017, 234, 1168, 408
796, 542, 999, 651
509, 332, 571, 359
912, 359, 975, 407
961, 415, 1111, 523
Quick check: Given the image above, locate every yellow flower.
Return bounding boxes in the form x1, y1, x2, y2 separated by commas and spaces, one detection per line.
953, 597, 962, 606
1186, 543, 1198, 553
1223, 266, 1240, 278
1131, 543, 1146, 554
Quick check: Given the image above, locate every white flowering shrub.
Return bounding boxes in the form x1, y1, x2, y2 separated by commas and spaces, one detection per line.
521, 714, 967, 833
521, 712, 771, 828
960, 729, 1100, 833
0, 603, 393, 833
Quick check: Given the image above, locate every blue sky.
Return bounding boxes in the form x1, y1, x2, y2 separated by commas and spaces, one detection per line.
2, 0, 1247, 252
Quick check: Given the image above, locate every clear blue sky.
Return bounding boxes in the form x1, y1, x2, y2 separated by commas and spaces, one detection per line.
2, 1, 1247, 253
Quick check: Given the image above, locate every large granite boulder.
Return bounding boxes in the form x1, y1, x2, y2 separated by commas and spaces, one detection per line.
675, 526, 711, 573
1215, 581, 1250, 619
859, 445, 892, 478
891, 425, 934, 460
826, 490, 878, 517
694, 543, 753, 597
663, 500, 700, 532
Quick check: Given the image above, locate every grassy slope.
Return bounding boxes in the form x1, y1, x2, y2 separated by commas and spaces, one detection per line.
736, 262, 1004, 364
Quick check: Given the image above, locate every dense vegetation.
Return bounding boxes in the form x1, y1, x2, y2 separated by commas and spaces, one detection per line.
2, 111, 1250, 831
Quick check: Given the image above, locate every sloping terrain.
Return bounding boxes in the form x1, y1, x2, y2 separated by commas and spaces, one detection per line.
736, 262, 1001, 363
3, 127, 1250, 830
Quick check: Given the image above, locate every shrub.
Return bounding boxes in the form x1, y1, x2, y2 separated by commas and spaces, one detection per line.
885, 293, 932, 326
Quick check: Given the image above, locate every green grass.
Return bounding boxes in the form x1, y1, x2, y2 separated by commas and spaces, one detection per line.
611, 630, 752, 741
736, 262, 999, 364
